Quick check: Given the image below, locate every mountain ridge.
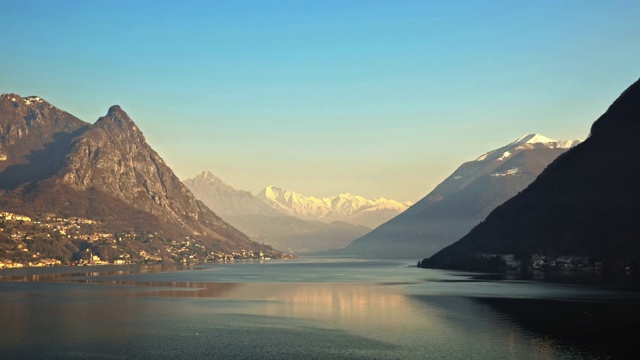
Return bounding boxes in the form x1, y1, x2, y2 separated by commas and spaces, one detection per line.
333, 133, 580, 259
256, 185, 412, 228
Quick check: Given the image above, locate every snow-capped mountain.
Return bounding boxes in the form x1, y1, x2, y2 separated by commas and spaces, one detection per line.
183, 172, 372, 253
334, 133, 580, 259
184, 171, 282, 217
255, 186, 412, 228
475, 133, 579, 162
256, 186, 334, 219
460, 133, 580, 181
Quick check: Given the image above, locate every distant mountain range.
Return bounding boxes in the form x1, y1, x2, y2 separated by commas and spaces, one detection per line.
183, 171, 281, 217
256, 186, 412, 228
0, 94, 276, 264
423, 78, 640, 272
184, 171, 371, 252
333, 133, 580, 259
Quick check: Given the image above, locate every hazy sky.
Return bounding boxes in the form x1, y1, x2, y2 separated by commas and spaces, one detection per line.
2, 1, 639, 202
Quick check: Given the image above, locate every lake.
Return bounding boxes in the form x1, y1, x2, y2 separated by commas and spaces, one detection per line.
1, 258, 639, 359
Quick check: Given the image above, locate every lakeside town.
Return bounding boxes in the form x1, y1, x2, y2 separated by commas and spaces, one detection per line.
0, 211, 289, 269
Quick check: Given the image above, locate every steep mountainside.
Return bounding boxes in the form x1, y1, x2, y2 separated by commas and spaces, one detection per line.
0, 94, 276, 263
0, 95, 87, 189
183, 171, 371, 252
256, 186, 411, 228
423, 78, 640, 272
335, 134, 579, 259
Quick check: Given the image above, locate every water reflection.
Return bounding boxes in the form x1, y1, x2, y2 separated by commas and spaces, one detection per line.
0, 261, 633, 359
0, 263, 184, 283
473, 296, 640, 359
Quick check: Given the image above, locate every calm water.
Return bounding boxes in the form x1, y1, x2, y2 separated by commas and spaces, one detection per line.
1, 258, 639, 359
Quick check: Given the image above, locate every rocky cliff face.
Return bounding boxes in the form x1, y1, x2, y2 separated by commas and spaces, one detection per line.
0, 94, 275, 259
423, 78, 640, 271
59, 106, 206, 223
0, 94, 87, 189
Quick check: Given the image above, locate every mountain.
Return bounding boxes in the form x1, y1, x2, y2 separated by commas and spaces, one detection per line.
184, 171, 282, 217
0, 95, 88, 189
183, 171, 371, 253
422, 78, 640, 272
0, 94, 276, 263
256, 186, 411, 228
334, 133, 579, 259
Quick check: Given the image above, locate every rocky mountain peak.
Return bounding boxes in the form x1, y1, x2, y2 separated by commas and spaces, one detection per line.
98, 105, 128, 124
1, 93, 47, 106
0, 93, 18, 100
0, 93, 88, 189
91, 105, 145, 149
196, 170, 222, 183
185, 170, 238, 195
0, 95, 64, 123
107, 104, 126, 117
1, 93, 77, 120
96, 105, 138, 131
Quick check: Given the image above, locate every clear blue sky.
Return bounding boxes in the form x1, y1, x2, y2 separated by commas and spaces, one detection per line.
1, 1, 639, 201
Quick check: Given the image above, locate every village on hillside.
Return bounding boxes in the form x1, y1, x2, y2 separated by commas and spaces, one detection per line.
0, 212, 286, 269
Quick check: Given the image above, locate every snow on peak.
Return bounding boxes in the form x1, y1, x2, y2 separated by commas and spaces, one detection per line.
261, 185, 293, 199
1, 94, 47, 105
512, 133, 581, 149
475, 133, 581, 162
256, 186, 410, 222
24, 96, 45, 105
513, 133, 555, 145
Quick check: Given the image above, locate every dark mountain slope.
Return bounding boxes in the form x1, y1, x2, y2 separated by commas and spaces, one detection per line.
423, 78, 640, 271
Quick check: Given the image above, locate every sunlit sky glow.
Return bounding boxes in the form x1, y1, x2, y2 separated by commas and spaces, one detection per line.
2, 1, 639, 201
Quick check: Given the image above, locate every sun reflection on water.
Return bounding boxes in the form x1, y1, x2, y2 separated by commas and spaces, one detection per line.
0, 262, 615, 359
